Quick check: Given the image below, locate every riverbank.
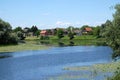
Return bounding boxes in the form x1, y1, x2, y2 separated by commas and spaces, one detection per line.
64, 61, 120, 72
0, 35, 105, 52
0, 41, 49, 52
49, 61, 120, 80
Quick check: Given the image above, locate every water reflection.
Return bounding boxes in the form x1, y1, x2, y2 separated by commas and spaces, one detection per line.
0, 53, 12, 59
58, 41, 65, 47
69, 41, 74, 46
39, 40, 106, 47
40, 41, 50, 45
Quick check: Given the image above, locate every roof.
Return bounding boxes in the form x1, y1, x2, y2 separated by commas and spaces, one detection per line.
85, 27, 92, 31
40, 30, 47, 34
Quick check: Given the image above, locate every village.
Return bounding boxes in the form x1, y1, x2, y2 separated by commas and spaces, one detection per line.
21, 26, 94, 40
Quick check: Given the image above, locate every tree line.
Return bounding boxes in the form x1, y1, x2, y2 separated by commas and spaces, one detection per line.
0, 4, 120, 58
0, 20, 40, 44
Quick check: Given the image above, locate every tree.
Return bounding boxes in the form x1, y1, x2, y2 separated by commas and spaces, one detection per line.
67, 26, 74, 32
0, 19, 18, 44
57, 29, 64, 39
13, 26, 23, 32
103, 4, 120, 58
17, 31, 25, 40
111, 4, 120, 58
31, 25, 38, 36
35, 30, 40, 37
68, 31, 74, 40
80, 25, 89, 30
93, 26, 101, 38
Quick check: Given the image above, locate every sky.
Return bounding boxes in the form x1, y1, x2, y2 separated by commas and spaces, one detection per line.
0, 0, 120, 29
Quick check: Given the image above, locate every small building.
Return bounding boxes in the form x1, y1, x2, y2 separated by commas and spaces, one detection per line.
40, 30, 48, 36
82, 27, 92, 34
85, 27, 92, 32
74, 30, 82, 36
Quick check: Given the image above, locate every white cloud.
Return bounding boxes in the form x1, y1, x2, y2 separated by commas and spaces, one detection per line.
56, 21, 72, 27
37, 21, 105, 29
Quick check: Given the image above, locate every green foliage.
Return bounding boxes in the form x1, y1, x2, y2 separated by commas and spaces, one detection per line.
102, 4, 120, 58
80, 25, 89, 30
31, 25, 38, 36
17, 31, 25, 40
68, 31, 74, 40
35, 30, 40, 37
40, 36, 49, 40
0, 18, 18, 45
13, 26, 23, 32
57, 29, 64, 39
67, 26, 74, 32
93, 26, 101, 38
0, 19, 12, 32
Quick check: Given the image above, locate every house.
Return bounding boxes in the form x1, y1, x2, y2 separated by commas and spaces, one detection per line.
23, 28, 33, 37
74, 30, 82, 36
85, 27, 92, 32
40, 30, 48, 36
82, 27, 92, 34
28, 32, 34, 36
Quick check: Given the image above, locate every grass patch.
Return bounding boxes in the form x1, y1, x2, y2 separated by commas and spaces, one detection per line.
63, 61, 120, 72
0, 41, 49, 52
49, 35, 96, 40
25, 36, 39, 41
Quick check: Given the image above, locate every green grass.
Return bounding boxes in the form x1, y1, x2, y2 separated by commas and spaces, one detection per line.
49, 35, 96, 40
63, 61, 120, 72
25, 36, 39, 41
39, 35, 105, 46
74, 35, 96, 40
0, 35, 102, 52
0, 41, 49, 52
62, 61, 120, 80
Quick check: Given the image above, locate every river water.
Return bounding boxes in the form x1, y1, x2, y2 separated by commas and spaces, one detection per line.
0, 46, 112, 80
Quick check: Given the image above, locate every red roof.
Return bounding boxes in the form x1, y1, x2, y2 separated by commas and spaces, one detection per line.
85, 27, 92, 31
40, 30, 47, 34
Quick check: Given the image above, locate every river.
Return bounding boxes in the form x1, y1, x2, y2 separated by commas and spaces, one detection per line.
0, 46, 112, 80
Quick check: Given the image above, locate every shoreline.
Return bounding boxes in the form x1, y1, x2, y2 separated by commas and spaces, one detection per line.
0, 42, 49, 53
48, 61, 120, 80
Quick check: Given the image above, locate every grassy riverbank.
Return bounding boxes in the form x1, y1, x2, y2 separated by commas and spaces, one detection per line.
0, 35, 105, 52
0, 41, 49, 52
39, 35, 106, 46
48, 61, 120, 80
64, 61, 120, 73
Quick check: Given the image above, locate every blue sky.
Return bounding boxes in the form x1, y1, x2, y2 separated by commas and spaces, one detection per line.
0, 0, 120, 29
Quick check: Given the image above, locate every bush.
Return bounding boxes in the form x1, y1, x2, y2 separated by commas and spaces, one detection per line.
17, 31, 26, 40
9, 33, 18, 44
40, 36, 49, 40
0, 18, 18, 45
68, 32, 74, 40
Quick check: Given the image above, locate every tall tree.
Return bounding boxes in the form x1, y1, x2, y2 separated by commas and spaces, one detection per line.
103, 4, 120, 58
31, 25, 38, 36
0, 19, 18, 44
